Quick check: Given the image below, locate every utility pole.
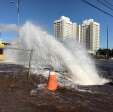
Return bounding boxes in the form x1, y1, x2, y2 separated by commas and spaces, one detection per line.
106, 25, 109, 59
0, 32, 1, 39
10, 0, 20, 25
17, 0, 20, 25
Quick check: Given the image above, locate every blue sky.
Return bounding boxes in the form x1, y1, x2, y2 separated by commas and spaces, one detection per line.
0, 0, 113, 48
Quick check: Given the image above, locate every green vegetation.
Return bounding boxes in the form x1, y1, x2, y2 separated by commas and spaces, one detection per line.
96, 48, 113, 59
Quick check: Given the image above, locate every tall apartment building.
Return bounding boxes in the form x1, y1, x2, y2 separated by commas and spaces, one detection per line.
54, 16, 78, 40
81, 19, 100, 54
54, 17, 100, 54
77, 24, 82, 42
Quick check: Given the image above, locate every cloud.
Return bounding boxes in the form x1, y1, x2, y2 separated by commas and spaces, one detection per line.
0, 24, 18, 32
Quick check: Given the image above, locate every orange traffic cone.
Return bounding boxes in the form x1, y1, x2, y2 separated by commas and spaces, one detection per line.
47, 71, 58, 91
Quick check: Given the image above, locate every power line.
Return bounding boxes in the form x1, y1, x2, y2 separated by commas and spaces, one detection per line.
81, 0, 113, 18
97, 0, 113, 12
103, 0, 113, 7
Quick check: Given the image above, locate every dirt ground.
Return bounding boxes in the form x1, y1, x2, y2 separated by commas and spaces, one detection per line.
0, 64, 113, 112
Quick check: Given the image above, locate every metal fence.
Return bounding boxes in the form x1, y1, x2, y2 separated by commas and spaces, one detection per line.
3, 47, 34, 78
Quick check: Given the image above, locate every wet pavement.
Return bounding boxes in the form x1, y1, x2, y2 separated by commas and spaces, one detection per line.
0, 60, 112, 112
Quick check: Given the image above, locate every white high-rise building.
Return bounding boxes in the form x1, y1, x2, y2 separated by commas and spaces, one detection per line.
54, 17, 100, 54
81, 19, 100, 54
54, 16, 78, 40
77, 24, 82, 42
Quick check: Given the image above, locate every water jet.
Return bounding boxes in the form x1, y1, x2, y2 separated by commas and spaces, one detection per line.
5, 22, 109, 86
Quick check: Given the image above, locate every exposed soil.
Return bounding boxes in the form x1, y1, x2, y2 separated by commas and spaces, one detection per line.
0, 64, 113, 112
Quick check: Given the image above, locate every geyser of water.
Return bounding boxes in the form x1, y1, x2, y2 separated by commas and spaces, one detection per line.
6, 22, 109, 85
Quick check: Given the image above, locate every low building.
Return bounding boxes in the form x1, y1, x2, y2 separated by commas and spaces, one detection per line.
0, 41, 10, 61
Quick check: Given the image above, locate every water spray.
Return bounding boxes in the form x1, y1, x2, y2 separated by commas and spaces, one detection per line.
5, 22, 109, 86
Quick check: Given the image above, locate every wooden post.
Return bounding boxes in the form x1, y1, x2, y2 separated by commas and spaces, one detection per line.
28, 49, 33, 79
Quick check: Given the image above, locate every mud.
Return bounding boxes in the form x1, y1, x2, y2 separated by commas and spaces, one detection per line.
0, 63, 113, 112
